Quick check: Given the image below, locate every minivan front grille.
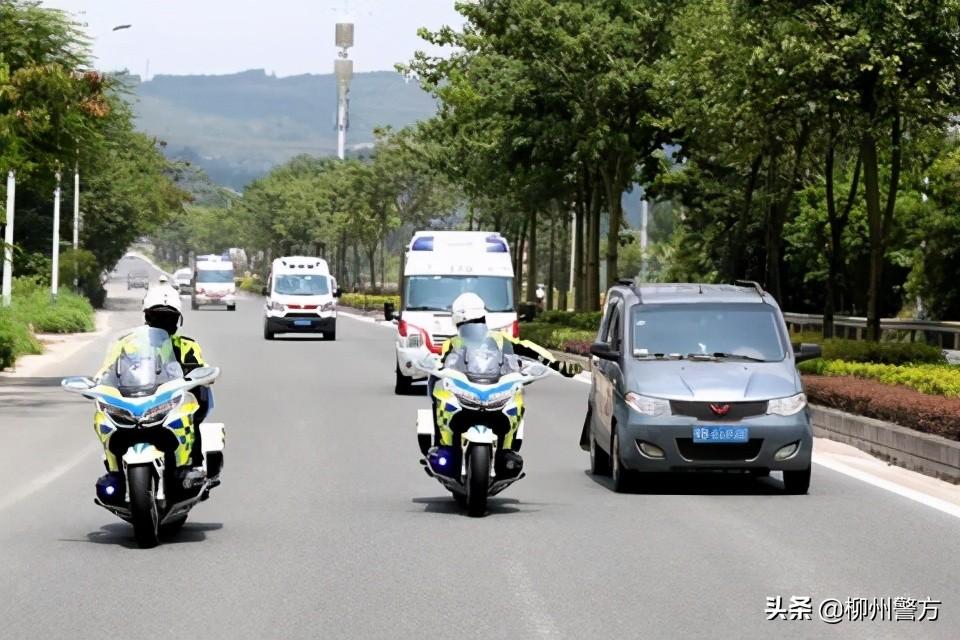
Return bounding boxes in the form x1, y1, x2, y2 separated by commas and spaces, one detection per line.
675, 438, 763, 462
670, 400, 767, 421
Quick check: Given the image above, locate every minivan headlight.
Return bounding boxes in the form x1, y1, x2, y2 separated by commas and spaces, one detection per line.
625, 392, 670, 417
320, 302, 335, 312
767, 393, 807, 416
269, 301, 286, 312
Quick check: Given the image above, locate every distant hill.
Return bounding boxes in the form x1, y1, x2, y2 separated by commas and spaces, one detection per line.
127, 69, 437, 188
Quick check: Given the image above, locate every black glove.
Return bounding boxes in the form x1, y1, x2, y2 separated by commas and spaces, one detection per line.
551, 360, 582, 378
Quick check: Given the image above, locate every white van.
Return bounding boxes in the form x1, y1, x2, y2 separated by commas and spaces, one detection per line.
394, 231, 517, 393
263, 256, 339, 340
191, 257, 236, 311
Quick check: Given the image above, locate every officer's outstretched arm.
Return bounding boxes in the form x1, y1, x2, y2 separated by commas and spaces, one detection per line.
503, 335, 582, 378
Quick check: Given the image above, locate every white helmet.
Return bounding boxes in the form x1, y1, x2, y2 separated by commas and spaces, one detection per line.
158, 274, 169, 284
451, 292, 487, 327
142, 285, 182, 314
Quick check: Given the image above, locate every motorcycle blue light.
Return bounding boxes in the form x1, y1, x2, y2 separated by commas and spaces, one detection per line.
105, 485, 115, 495
444, 402, 457, 413
438, 456, 448, 466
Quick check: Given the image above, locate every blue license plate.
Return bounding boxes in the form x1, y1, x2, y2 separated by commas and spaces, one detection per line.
294, 320, 312, 326
693, 426, 749, 443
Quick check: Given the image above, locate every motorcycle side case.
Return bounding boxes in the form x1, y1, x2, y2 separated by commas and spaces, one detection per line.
416, 410, 432, 457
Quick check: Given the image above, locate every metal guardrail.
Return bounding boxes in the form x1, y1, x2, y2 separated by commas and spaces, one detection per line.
782, 312, 960, 349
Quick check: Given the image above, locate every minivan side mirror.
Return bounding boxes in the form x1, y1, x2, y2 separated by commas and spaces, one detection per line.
590, 341, 620, 361
260, 285, 268, 296
793, 342, 822, 363
334, 288, 342, 298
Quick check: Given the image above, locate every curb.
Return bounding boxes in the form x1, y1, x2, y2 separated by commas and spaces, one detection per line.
810, 405, 960, 484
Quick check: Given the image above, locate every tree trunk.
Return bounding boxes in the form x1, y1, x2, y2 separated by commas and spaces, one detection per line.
586, 180, 602, 311
730, 154, 763, 279
862, 131, 883, 341
352, 243, 361, 291
602, 162, 623, 289
574, 200, 585, 311
368, 247, 377, 293
526, 209, 538, 303
514, 217, 528, 305
823, 148, 862, 339
547, 209, 556, 311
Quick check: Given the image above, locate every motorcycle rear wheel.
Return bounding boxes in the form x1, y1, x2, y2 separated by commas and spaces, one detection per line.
466, 445, 490, 517
128, 465, 160, 548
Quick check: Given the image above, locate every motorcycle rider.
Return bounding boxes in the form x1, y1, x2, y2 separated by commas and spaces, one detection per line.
427, 292, 582, 474
93, 286, 212, 492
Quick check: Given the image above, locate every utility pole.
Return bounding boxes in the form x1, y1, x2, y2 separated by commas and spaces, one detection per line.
73, 162, 80, 291
334, 22, 354, 160
52, 171, 61, 302
2, 170, 15, 307
568, 212, 576, 309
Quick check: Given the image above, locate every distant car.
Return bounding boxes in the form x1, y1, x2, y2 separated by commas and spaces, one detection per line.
174, 267, 192, 293
127, 271, 149, 290
582, 282, 821, 494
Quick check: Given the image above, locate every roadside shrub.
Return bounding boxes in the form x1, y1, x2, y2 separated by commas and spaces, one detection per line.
58, 249, 107, 309
0, 307, 42, 369
237, 274, 263, 294
818, 339, 944, 365
520, 322, 595, 352
10, 277, 94, 333
800, 360, 960, 397
340, 293, 400, 311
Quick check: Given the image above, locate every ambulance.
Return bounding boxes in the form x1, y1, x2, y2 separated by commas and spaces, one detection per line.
262, 256, 339, 340
394, 231, 518, 393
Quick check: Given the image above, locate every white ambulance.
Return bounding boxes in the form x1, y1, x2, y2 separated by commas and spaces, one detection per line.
394, 231, 518, 393
262, 256, 339, 340
191, 256, 236, 311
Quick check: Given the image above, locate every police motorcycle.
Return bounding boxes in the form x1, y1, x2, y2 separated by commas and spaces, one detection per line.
414, 334, 552, 517
62, 326, 225, 548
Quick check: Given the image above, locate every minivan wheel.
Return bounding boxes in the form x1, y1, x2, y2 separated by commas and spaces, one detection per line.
783, 465, 811, 494
394, 365, 413, 395
611, 430, 633, 493
590, 428, 611, 476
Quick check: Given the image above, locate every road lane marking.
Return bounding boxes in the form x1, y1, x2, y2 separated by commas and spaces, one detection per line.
0, 443, 99, 512
811, 452, 960, 520
506, 559, 561, 638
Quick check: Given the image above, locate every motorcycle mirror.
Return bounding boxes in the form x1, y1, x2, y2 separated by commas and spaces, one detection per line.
184, 366, 220, 385
61, 376, 96, 393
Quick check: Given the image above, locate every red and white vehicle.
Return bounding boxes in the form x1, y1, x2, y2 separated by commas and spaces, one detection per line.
394, 231, 518, 394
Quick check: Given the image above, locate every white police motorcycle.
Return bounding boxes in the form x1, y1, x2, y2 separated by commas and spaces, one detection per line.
62, 326, 225, 548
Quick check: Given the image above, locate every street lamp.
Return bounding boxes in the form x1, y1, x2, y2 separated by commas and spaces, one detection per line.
335, 22, 354, 160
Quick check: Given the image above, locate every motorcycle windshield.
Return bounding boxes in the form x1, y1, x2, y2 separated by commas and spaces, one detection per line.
100, 326, 184, 397
456, 334, 506, 385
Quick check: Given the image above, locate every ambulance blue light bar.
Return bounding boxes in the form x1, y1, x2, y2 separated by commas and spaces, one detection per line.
411, 236, 434, 251
486, 235, 508, 253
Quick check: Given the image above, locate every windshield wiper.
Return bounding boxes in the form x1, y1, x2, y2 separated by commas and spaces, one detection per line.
678, 352, 769, 362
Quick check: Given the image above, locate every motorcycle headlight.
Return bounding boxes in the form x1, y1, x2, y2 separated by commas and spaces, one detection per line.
483, 388, 514, 408
321, 302, 335, 312
625, 392, 670, 417
141, 395, 184, 425
98, 401, 137, 427
767, 393, 807, 416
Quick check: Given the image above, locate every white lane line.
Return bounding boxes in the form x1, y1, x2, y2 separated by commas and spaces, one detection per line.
0, 443, 99, 512
812, 452, 960, 520
506, 559, 561, 638
338, 310, 393, 327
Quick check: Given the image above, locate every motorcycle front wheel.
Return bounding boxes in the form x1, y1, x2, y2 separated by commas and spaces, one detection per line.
466, 445, 490, 518
128, 465, 160, 548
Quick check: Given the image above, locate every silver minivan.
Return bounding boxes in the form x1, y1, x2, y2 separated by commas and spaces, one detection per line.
581, 283, 821, 494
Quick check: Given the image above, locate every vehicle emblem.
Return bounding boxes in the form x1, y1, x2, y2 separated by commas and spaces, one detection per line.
709, 403, 731, 416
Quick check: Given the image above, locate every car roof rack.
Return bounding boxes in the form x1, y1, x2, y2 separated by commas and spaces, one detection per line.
734, 280, 765, 300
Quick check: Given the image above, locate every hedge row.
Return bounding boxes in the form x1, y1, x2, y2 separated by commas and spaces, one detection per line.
799, 360, 960, 397
340, 293, 400, 311
804, 339, 945, 365
535, 310, 603, 332
804, 375, 960, 441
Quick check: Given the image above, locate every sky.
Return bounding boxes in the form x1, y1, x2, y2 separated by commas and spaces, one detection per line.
40, 0, 465, 78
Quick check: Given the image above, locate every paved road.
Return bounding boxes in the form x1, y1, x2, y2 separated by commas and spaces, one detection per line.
2, 256, 959, 639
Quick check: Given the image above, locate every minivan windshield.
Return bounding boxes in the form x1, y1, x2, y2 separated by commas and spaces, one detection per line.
196, 269, 234, 284
631, 303, 787, 362
404, 276, 514, 312
274, 274, 330, 296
